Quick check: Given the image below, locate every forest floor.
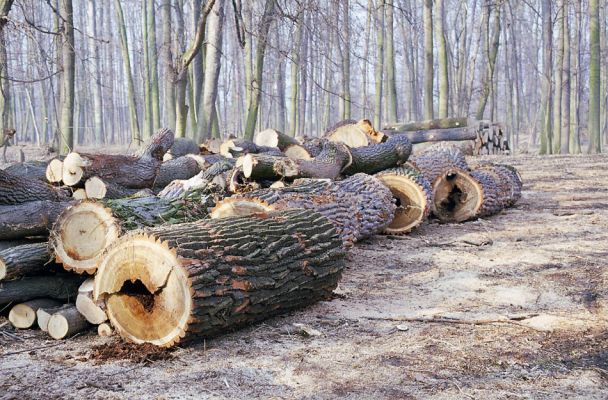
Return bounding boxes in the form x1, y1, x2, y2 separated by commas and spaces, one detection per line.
1, 153, 608, 399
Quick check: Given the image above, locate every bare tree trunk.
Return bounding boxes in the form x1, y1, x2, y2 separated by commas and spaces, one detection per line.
243, 0, 276, 140
161, 0, 176, 131
539, 0, 553, 154
114, 0, 141, 144
85, 1, 103, 144
476, 3, 500, 121
374, 0, 385, 128
59, 0, 75, 155
589, 0, 601, 153
147, 0, 160, 131
435, 0, 448, 118
570, 0, 582, 153
197, 0, 224, 141
0, 0, 13, 139
423, 0, 433, 120
340, 0, 352, 120
560, 0, 571, 154
553, 1, 565, 153
385, 0, 397, 122
142, 0, 152, 139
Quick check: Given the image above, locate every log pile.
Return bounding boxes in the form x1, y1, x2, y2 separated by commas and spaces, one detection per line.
0, 119, 522, 348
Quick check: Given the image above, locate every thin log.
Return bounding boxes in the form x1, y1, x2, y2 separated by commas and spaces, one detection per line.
98, 322, 113, 337
253, 128, 300, 150
76, 278, 107, 324
0, 242, 51, 281
153, 155, 205, 190
47, 305, 90, 339
0, 200, 74, 240
9, 298, 61, 329
158, 158, 235, 199
219, 139, 282, 158
0, 274, 82, 305
37, 304, 71, 332
384, 117, 471, 132
385, 127, 479, 144
94, 209, 346, 347
342, 134, 412, 175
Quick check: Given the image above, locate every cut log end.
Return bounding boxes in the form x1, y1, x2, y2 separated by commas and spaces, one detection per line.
62, 152, 90, 186
47, 306, 89, 340
284, 144, 312, 160
50, 201, 120, 274
432, 169, 483, 223
72, 188, 88, 200
84, 177, 107, 199
375, 167, 432, 234
45, 159, 64, 183
209, 198, 274, 219
98, 323, 113, 337
9, 299, 61, 329
94, 234, 193, 347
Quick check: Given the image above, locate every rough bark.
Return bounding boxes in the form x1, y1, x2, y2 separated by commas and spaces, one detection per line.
154, 155, 205, 190
168, 137, 200, 158
409, 144, 469, 183
158, 157, 235, 199
0, 168, 67, 205
0, 200, 73, 240
0, 242, 51, 281
0, 274, 82, 304
214, 174, 395, 246
3, 161, 48, 181
94, 209, 346, 347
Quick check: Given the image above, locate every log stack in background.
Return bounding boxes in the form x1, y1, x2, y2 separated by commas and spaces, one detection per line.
0, 118, 522, 348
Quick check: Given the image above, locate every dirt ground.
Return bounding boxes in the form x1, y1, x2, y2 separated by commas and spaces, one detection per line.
1, 153, 608, 400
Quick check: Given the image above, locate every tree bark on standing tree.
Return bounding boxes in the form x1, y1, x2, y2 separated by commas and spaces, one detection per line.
385, 0, 397, 123
59, 0, 75, 155
588, 0, 601, 153
0, 0, 13, 141
435, 0, 449, 118
539, 0, 553, 154
423, 0, 433, 120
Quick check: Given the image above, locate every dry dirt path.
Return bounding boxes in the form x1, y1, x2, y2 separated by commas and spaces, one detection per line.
1, 154, 607, 399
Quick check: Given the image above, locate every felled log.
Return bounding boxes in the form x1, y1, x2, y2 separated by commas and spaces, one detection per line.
212, 174, 395, 246
62, 128, 174, 187
0, 239, 44, 251
384, 117, 471, 132
325, 119, 385, 147
0, 168, 67, 205
0, 274, 82, 305
83, 177, 149, 200
432, 168, 483, 223
0, 200, 74, 240
342, 134, 412, 175
158, 158, 235, 199
9, 298, 61, 329
474, 163, 522, 206
153, 155, 208, 190
37, 304, 71, 332
167, 137, 200, 158
253, 129, 311, 160
51, 190, 217, 274
3, 161, 48, 181
76, 278, 107, 324
0, 242, 51, 281
93, 209, 346, 347
409, 144, 470, 183
219, 139, 282, 159
47, 305, 90, 339
375, 165, 433, 234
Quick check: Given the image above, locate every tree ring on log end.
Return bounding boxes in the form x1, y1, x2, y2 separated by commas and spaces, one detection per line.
50, 201, 120, 274
210, 198, 274, 219
93, 234, 192, 347
432, 169, 482, 223
376, 173, 430, 234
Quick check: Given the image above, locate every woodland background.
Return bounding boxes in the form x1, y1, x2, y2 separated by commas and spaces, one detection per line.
0, 0, 604, 154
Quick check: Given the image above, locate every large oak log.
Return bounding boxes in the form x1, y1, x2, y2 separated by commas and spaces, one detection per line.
62, 128, 174, 188
153, 155, 206, 190
0, 200, 74, 240
342, 134, 412, 175
0, 274, 82, 305
0, 242, 51, 281
50, 189, 217, 274
212, 174, 396, 246
167, 137, 200, 158
375, 165, 433, 234
3, 161, 48, 181
93, 209, 346, 347
0, 168, 67, 205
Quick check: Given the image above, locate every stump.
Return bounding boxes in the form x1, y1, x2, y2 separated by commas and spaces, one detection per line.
375, 166, 433, 234
93, 209, 345, 347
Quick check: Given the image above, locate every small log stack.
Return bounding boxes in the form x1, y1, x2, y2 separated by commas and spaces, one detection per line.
0, 119, 522, 347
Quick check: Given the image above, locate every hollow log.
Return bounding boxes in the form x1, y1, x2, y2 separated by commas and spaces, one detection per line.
93, 209, 346, 347
325, 119, 385, 147
384, 117, 471, 132
9, 298, 61, 329
0, 168, 68, 205
375, 166, 433, 234
50, 189, 217, 274
212, 174, 396, 246
3, 161, 48, 181
48, 305, 90, 339
0, 200, 74, 240
62, 128, 174, 188
0, 242, 51, 281
431, 168, 483, 223
0, 274, 82, 305
409, 144, 469, 183
342, 134, 412, 176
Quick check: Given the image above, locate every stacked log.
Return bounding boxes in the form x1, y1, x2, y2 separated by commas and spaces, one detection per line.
93, 209, 345, 347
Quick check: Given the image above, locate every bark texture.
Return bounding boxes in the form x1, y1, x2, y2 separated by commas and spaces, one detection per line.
0, 274, 82, 304
0, 200, 74, 240
342, 134, 412, 175
0, 242, 51, 281
409, 144, 469, 183
0, 168, 67, 204
94, 209, 345, 347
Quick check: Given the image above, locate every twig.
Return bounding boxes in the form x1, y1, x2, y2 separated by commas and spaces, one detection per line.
451, 380, 475, 400
0, 341, 64, 357
362, 315, 545, 331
